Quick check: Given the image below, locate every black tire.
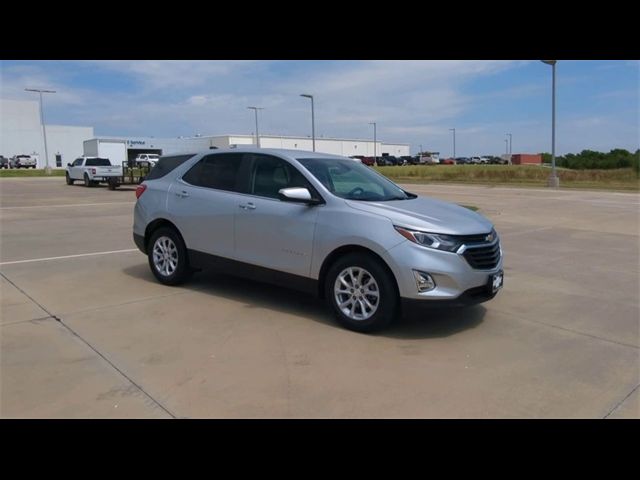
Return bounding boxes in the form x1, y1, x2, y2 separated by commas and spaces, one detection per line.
325, 252, 398, 333
84, 173, 92, 187
65, 172, 74, 185
147, 227, 191, 286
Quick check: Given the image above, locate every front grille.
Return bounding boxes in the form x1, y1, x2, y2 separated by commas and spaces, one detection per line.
462, 241, 501, 270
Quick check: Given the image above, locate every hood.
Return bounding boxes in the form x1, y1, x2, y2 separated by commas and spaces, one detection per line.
344, 196, 493, 235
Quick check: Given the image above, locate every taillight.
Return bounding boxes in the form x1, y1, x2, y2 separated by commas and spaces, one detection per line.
91, 168, 96, 174
135, 184, 147, 199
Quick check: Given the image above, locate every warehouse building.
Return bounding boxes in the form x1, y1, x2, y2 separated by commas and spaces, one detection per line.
1, 99, 94, 168
1, 98, 410, 168
83, 134, 410, 165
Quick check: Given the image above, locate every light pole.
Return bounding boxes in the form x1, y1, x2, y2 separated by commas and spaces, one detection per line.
449, 128, 456, 160
506, 133, 512, 154
419, 144, 423, 156
505, 138, 509, 154
247, 106, 263, 147
25, 88, 56, 174
300, 94, 315, 151
369, 122, 377, 163
541, 60, 559, 187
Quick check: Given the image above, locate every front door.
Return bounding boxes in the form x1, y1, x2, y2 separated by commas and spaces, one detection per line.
234, 153, 321, 277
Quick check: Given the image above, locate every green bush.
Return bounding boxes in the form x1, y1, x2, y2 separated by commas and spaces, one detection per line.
547, 148, 639, 171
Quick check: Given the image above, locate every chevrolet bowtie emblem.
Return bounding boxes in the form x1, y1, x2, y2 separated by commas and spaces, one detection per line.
485, 233, 494, 242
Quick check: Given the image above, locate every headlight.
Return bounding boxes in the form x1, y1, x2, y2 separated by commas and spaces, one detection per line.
394, 226, 463, 252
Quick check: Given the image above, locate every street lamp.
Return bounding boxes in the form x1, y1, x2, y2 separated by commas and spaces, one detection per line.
541, 60, 559, 187
247, 106, 263, 148
449, 128, 456, 160
25, 88, 56, 174
300, 94, 315, 151
505, 138, 509, 155
369, 122, 377, 163
506, 133, 512, 154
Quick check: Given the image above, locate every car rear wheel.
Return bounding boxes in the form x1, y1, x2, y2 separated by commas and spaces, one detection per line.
325, 253, 398, 333
65, 172, 74, 185
148, 227, 191, 286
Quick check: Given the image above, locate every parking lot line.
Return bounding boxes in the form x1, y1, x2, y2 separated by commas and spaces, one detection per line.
0, 202, 135, 210
0, 249, 138, 266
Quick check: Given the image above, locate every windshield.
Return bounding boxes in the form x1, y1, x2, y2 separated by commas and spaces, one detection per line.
297, 157, 415, 201
85, 158, 111, 166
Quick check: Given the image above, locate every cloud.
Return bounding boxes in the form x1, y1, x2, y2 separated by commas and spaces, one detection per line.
1, 60, 636, 155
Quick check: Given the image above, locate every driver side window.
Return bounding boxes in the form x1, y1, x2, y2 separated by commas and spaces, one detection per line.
247, 154, 315, 200
73, 158, 84, 167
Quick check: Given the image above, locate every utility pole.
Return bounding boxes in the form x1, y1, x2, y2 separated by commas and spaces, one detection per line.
247, 107, 263, 147
369, 122, 377, 164
25, 88, 56, 174
449, 128, 456, 160
300, 94, 315, 151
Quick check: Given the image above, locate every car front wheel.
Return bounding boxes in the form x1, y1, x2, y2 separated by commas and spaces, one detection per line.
65, 172, 74, 185
325, 253, 398, 333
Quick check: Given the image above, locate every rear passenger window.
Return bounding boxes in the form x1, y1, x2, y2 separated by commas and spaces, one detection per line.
146, 154, 195, 180
182, 153, 244, 192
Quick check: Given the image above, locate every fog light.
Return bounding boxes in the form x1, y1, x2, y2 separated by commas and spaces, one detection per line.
413, 270, 436, 292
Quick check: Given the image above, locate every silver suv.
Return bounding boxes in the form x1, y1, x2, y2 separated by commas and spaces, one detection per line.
133, 148, 503, 332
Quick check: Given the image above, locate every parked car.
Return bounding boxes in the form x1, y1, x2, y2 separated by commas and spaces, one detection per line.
66, 157, 124, 188
378, 155, 400, 166
133, 148, 503, 333
455, 157, 471, 164
11, 154, 37, 168
0, 155, 9, 169
487, 156, 506, 164
400, 156, 414, 165
361, 156, 376, 166
469, 156, 483, 165
440, 158, 456, 165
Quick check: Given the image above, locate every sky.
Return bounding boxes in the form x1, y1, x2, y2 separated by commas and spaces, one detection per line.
1, 60, 638, 156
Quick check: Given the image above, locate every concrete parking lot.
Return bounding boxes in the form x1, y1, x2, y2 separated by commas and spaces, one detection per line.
1, 177, 638, 418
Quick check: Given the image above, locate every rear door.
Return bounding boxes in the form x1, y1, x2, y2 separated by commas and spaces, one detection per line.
233, 153, 321, 277
167, 153, 247, 259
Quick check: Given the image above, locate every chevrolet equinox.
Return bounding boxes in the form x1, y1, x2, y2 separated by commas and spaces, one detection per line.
133, 148, 503, 332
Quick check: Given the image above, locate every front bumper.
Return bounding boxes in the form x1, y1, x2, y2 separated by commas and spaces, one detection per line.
382, 238, 503, 302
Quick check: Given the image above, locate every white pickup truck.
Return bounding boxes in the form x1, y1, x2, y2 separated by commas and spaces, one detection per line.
12, 154, 38, 168
134, 153, 160, 167
66, 157, 123, 189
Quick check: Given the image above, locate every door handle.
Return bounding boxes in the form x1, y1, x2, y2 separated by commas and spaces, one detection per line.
175, 190, 189, 198
239, 203, 256, 210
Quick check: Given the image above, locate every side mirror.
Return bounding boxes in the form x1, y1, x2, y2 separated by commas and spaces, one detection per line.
278, 187, 320, 205
67, 163, 72, 167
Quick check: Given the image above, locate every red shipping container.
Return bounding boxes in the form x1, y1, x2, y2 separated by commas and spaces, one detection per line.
511, 154, 542, 165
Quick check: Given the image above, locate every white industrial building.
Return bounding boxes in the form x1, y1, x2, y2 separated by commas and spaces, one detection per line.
1, 98, 411, 168
1, 99, 94, 168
